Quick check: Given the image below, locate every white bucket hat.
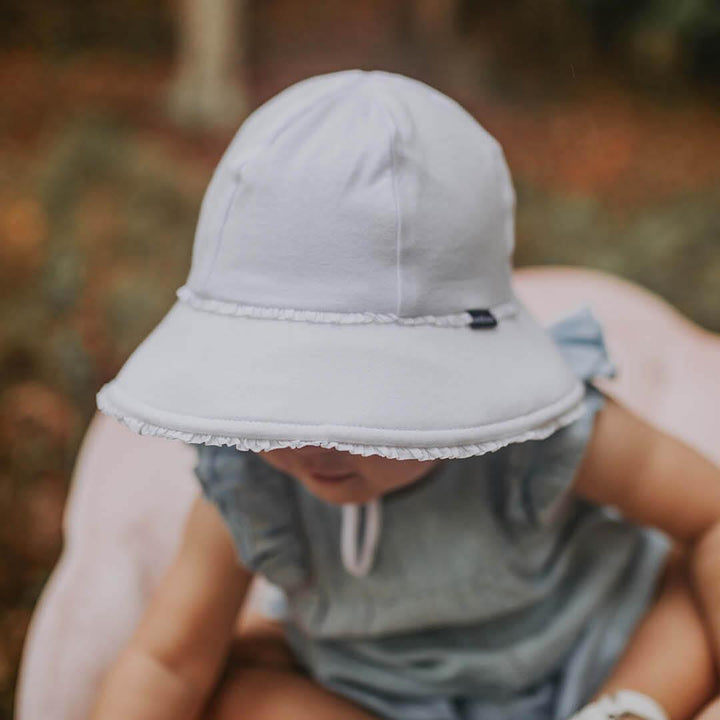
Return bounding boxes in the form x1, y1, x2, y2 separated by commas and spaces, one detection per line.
96, 68, 585, 461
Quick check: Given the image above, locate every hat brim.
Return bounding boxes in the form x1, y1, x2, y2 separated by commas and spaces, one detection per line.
96, 292, 586, 460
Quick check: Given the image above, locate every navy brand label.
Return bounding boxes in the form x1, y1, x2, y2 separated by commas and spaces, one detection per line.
466, 309, 498, 329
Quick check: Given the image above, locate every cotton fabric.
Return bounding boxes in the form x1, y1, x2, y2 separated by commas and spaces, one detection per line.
95, 69, 587, 461
192, 306, 672, 720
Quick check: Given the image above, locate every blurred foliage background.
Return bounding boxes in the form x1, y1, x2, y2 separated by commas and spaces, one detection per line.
1, 0, 719, 716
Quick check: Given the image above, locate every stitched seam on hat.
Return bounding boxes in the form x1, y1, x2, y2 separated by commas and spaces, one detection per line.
99, 381, 584, 434
176, 285, 518, 326
390, 124, 402, 316
96, 389, 587, 461
263, 73, 367, 149
201, 180, 240, 293
202, 75, 368, 293
492, 140, 515, 259
367, 80, 403, 316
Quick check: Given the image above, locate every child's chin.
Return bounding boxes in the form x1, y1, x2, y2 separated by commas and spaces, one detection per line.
301, 476, 380, 505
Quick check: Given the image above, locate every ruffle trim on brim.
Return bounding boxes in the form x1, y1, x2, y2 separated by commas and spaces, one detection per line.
176, 285, 518, 327
96, 389, 588, 461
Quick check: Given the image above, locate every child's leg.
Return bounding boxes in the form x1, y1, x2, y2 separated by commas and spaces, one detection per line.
201, 614, 381, 720
205, 547, 719, 720
694, 698, 720, 720
203, 665, 382, 720
588, 546, 717, 720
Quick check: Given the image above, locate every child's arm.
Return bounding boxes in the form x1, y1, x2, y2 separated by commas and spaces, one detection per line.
89, 494, 252, 720
572, 394, 720, 663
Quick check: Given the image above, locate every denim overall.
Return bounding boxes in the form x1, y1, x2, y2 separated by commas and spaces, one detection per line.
192, 306, 671, 720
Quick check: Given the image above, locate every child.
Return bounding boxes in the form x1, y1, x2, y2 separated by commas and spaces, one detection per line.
90, 69, 720, 720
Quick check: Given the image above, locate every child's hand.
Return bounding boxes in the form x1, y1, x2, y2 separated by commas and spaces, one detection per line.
567, 690, 668, 720
90, 496, 253, 720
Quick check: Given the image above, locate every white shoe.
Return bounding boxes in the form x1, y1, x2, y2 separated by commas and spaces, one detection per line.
568, 690, 669, 720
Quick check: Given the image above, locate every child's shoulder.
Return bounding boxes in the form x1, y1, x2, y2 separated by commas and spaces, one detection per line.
518, 303, 617, 460
545, 304, 617, 387
509, 305, 618, 520
191, 442, 309, 588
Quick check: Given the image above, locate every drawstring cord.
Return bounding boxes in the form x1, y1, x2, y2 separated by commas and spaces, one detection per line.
341, 499, 382, 577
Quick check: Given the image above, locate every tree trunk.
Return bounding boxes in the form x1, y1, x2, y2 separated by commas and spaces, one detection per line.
168, 0, 247, 129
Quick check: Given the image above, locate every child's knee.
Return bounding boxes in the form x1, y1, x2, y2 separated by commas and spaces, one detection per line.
228, 632, 299, 671
203, 636, 301, 720
204, 666, 300, 720
691, 522, 720, 580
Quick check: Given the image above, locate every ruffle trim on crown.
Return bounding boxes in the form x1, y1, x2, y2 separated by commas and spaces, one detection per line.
96, 388, 587, 461
176, 285, 518, 327
548, 304, 619, 382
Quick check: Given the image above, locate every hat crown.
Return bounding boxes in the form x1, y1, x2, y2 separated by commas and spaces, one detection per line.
185, 69, 516, 318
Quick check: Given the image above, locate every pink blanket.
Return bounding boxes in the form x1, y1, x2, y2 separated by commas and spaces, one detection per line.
15, 267, 720, 720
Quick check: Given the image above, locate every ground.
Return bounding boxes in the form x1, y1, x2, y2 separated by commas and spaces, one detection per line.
0, 3, 719, 716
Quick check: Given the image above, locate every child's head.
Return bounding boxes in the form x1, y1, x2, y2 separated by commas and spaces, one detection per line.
257, 447, 444, 505
96, 69, 587, 475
